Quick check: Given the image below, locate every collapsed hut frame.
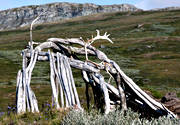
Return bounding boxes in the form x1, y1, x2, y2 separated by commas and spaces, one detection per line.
16, 16, 177, 118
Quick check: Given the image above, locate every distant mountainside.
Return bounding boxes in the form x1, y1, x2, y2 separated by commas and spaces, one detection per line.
151, 6, 180, 11
0, 2, 141, 31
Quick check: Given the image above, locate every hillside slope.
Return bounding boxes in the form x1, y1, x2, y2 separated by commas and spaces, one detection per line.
0, 2, 140, 31
0, 10, 180, 110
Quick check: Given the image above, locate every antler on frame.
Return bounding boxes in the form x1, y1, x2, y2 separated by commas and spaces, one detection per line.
89, 29, 113, 45
84, 30, 113, 63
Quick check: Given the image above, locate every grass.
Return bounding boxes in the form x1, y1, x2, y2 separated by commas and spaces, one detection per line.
1, 108, 179, 124
0, 9, 180, 122
0, 107, 67, 124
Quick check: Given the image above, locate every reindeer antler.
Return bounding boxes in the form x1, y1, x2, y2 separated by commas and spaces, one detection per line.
89, 30, 113, 45
84, 30, 113, 62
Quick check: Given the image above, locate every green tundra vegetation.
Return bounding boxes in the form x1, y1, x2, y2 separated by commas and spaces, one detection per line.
0, 9, 180, 124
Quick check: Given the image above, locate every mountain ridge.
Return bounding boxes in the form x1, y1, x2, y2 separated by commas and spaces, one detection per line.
0, 2, 141, 31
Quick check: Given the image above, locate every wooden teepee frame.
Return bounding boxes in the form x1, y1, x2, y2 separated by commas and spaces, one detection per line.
16, 16, 177, 118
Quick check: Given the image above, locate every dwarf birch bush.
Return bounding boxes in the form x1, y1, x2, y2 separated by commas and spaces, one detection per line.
61, 109, 180, 125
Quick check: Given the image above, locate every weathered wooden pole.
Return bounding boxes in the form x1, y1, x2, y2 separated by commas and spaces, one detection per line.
49, 50, 60, 109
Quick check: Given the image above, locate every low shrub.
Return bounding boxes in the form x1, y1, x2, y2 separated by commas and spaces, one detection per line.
61, 109, 180, 125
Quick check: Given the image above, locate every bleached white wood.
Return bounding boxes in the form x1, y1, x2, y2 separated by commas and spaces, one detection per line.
49, 50, 60, 109
58, 53, 70, 108
25, 83, 31, 112
59, 55, 70, 107
57, 53, 64, 108
65, 57, 81, 108
29, 87, 39, 112
26, 52, 100, 73
16, 70, 21, 90
25, 51, 35, 112
63, 57, 75, 105
25, 51, 39, 112
51, 52, 61, 109
95, 73, 110, 114
29, 12, 45, 50
22, 51, 27, 113
26, 50, 35, 72
68, 65, 81, 108
115, 73, 127, 111
27, 51, 39, 112
60, 56, 72, 106
16, 71, 24, 114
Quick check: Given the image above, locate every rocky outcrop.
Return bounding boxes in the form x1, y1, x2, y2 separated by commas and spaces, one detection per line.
150, 7, 180, 11
0, 2, 140, 31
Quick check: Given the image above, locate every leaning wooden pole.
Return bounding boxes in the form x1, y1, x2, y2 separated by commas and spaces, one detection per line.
49, 50, 60, 109
65, 56, 81, 109
57, 53, 64, 108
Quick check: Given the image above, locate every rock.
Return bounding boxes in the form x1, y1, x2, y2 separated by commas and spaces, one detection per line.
0, 2, 141, 31
161, 92, 177, 103
151, 7, 180, 11
161, 92, 180, 118
144, 91, 180, 118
